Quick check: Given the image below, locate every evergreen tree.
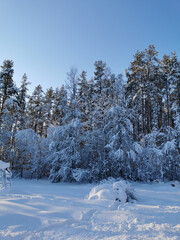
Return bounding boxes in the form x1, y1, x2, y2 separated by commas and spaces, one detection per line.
93, 60, 110, 128
77, 71, 89, 127
49, 118, 82, 182
125, 45, 160, 139
0, 60, 18, 115
27, 85, 45, 136
103, 82, 139, 180
0, 60, 20, 163
161, 52, 180, 129
18, 73, 30, 130
43, 87, 54, 137
52, 85, 69, 126
0, 50, 178, 182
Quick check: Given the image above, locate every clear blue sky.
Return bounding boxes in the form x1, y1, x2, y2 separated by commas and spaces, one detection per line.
0, 0, 180, 93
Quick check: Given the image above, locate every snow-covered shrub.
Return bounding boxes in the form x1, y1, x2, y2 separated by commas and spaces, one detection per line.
72, 169, 92, 183
50, 167, 93, 183
14, 129, 38, 177
88, 180, 136, 205
14, 129, 50, 179
138, 128, 180, 182
100, 177, 120, 185
49, 118, 83, 182
103, 105, 139, 180
57, 166, 72, 182
113, 181, 136, 203
49, 165, 72, 183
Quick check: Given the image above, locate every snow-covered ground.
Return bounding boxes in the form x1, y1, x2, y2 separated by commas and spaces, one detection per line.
0, 179, 180, 240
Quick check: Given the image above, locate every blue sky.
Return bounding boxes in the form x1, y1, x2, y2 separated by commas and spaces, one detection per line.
0, 0, 180, 93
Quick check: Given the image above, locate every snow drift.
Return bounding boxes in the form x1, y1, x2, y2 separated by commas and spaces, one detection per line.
88, 180, 136, 206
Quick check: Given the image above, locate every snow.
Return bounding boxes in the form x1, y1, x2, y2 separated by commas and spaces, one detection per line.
0, 179, 180, 240
88, 180, 136, 205
0, 160, 10, 170
163, 140, 176, 153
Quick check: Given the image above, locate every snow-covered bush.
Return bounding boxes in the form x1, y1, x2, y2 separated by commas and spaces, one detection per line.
14, 129, 38, 177
88, 180, 136, 205
14, 129, 50, 179
56, 166, 72, 182
72, 169, 92, 183
50, 166, 92, 183
49, 118, 83, 182
138, 128, 180, 181
103, 104, 140, 180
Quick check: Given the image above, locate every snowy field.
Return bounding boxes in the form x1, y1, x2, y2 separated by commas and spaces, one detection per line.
0, 179, 180, 240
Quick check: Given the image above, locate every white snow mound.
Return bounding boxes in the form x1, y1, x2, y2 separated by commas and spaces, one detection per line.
0, 160, 10, 170
88, 180, 136, 204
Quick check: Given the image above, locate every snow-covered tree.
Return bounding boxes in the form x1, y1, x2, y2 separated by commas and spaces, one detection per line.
14, 128, 50, 178
43, 87, 54, 137
103, 95, 138, 180
14, 129, 39, 177
27, 85, 45, 136
0, 60, 20, 163
52, 85, 69, 126
18, 73, 30, 130
161, 52, 180, 129
49, 118, 82, 182
0, 60, 18, 115
125, 45, 160, 138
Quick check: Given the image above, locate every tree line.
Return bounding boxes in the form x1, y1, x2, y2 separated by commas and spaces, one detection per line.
0, 45, 179, 182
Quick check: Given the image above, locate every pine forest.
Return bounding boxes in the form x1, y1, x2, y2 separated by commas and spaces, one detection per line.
0, 45, 180, 183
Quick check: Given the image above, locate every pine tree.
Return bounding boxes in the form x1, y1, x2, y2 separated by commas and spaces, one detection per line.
93, 61, 109, 128
52, 85, 69, 126
125, 45, 160, 139
43, 87, 54, 137
27, 85, 45, 136
14, 129, 38, 177
0, 60, 18, 115
49, 118, 82, 182
18, 73, 30, 130
103, 82, 139, 180
0, 60, 20, 163
77, 71, 89, 126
